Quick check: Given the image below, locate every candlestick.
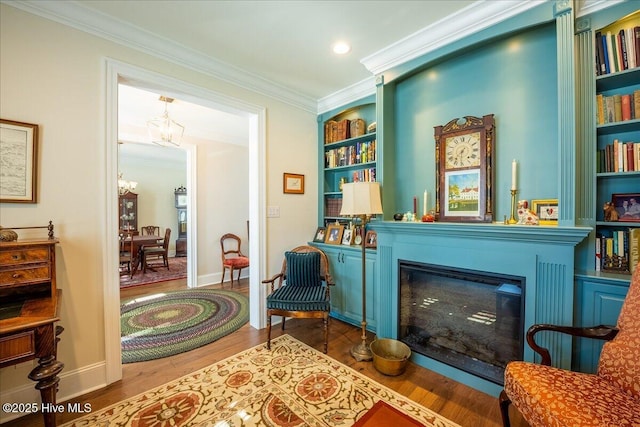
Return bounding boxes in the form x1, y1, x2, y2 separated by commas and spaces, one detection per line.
413, 196, 417, 215
511, 159, 517, 191
423, 190, 427, 216
509, 189, 518, 224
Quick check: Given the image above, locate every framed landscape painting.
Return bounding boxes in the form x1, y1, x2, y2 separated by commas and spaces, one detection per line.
0, 119, 38, 203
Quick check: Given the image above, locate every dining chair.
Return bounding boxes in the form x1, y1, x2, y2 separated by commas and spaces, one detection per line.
220, 233, 249, 287
141, 225, 160, 236
262, 245, 334, 353
119, 233, 134, 278
141, 228, 171, 273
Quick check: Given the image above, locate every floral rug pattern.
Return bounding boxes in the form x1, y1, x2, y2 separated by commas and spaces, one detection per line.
61, 335, 460, 426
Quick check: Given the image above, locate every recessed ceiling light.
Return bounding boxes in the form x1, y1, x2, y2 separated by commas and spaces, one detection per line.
333, 42, 351, 55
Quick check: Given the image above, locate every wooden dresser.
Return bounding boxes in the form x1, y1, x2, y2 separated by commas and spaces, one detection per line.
0, 225, 63, 427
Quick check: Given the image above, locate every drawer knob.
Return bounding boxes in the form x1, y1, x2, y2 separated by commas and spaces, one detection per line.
12, 254, 22, 260
12, 273, 22, 279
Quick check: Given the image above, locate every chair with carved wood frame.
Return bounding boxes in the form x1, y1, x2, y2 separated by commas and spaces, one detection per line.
220, 233, 249, 287
141, 225, 161, 236
499, 263, 640, 427
141, 228, 171, 273
119, 233, 134, 278
262, 245, 334, 353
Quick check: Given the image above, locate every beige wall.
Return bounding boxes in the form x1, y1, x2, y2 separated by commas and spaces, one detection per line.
0, 4, 318, 411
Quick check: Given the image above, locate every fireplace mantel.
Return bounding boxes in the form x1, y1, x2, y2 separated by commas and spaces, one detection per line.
370, 220, 591, 396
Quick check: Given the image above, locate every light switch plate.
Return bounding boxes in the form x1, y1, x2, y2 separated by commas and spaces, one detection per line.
267, 206, 280, 217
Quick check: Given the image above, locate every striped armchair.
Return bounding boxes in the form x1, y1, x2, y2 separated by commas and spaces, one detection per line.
500, 264, 640, 426
262, 245, 334, 353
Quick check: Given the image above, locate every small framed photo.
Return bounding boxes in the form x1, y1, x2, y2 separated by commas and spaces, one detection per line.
341, 228, 354, 245
313, 227, 326, 243
325, 224, 343, 245
612, 193, 640, 222
364, 230, 377, 249
531, 199, 559, 225
1, 119, 38, 203
283, 172, 304, 194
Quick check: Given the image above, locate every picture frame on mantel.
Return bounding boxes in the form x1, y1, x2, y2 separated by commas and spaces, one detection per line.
0, 119, 38, 203
531, 199, 559, 225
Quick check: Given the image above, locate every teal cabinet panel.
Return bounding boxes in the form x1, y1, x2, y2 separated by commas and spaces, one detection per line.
575, 275, 629, 373
312, 243, 377, 331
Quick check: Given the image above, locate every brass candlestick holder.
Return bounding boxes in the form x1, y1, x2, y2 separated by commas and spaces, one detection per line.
509, 189, 518, 224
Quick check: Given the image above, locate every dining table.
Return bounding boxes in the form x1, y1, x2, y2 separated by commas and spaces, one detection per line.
124, 234, 163, 276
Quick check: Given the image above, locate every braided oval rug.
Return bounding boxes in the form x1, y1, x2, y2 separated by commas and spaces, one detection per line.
120, 289, 249, 363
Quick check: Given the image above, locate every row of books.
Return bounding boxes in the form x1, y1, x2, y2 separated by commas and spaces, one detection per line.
351, 168, 376, 183
595, 228, 639, 273
594, 25, 640, 76
597, 139, 640, 173
325, 140, 376, 168
596, 90, 640, 125
324, 118, 367, 144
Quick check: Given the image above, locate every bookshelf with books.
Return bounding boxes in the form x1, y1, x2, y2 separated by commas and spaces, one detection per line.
318, 97, 377, 226
594, 16, 640, 277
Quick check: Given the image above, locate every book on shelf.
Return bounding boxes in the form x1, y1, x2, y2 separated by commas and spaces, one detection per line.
597, 90, 640, 125
630, 228, 640, 273
324, 140, 376, 169
597, 228, 633, 274
595, 20, 640, 75
597, 139, 640, 173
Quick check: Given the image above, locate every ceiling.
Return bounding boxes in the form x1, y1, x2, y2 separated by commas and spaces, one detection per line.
74, 0, 478, 102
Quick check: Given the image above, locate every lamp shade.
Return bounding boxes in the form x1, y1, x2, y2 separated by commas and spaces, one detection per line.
340, 182, 383, 216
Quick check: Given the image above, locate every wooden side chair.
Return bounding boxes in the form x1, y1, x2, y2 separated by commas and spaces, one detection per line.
118, 233, 134, 278
262, 245, 334, 353
220, 233, 249, 287
141, 225, 160, 236
141, 228, 171, 273
499, 263, 640, 427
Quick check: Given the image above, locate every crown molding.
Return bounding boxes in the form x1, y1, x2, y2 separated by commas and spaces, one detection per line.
360, 0, 547, 76
3, 0, 317, 113
575, 0, 626, 17
317, 76, 376, 115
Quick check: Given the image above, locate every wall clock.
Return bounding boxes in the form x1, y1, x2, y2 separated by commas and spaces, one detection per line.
434, 114, 495, 223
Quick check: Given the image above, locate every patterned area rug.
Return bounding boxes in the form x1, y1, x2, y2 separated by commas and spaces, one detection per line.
121, 289, 249, 363
120, 257, 187, 289
62, 335, 460, 426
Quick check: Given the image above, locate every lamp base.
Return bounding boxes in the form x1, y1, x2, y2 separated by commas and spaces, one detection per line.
351, 341, 373, 361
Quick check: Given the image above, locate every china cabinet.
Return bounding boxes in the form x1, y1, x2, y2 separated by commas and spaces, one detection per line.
119, 191, 138, 235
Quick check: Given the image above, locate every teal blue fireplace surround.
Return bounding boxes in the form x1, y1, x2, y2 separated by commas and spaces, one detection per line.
371, 221, 590, 396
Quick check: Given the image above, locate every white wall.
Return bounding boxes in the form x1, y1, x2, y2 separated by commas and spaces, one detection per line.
0, 4, 317, 414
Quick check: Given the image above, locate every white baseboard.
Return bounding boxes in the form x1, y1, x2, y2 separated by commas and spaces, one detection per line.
197, 271, 248, 287
0, 362, 106, 424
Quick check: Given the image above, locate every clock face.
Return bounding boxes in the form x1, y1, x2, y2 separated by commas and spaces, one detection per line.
445, 131, 481, 169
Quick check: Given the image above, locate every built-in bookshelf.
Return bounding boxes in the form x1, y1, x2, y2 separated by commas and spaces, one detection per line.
593, 11, 640, 276
319, 99, 376, 226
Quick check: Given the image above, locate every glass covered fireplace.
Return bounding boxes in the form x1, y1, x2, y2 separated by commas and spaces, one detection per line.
399, 261, 525, 385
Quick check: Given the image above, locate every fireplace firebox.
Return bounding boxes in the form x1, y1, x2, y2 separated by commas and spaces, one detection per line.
398, 261, 524, 385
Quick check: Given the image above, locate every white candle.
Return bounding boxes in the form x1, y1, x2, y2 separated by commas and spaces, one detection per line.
511, 160, 517, 191
423, 190, 427, 216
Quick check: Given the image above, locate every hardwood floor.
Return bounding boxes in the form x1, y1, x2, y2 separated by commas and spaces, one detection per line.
5, 278, 528, 427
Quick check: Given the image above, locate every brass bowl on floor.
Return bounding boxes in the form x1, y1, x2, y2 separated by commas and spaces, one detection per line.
370, 339, 411, 376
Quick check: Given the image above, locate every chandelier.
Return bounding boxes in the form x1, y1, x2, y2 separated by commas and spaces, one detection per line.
118, 172, 138, 195
146, 96, 184, 147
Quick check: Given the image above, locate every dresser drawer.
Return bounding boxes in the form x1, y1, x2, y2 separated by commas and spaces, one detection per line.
0, 266, 51, 287
0, 247, 50, 266
0, 331, 35, 366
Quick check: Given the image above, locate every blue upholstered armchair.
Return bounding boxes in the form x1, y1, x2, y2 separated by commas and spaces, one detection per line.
262, 245, 334, 353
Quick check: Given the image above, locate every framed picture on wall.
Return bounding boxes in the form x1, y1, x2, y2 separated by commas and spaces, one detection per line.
283, 173, 304, 194
0, 119, 38, 203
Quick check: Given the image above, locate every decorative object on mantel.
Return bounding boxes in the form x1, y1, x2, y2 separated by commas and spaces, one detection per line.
531, 199, 559, 226
147, 96, 185, 147
0, 119, 38, 203
434, 114, 495, 223
516, 200, 539, 225
340, 182, 383, 361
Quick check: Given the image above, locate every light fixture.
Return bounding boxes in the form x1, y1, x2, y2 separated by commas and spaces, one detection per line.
118, 172, 138, 195
340, 181, 383, 361
147, 96, 184, 147
333, 41, 351, 55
